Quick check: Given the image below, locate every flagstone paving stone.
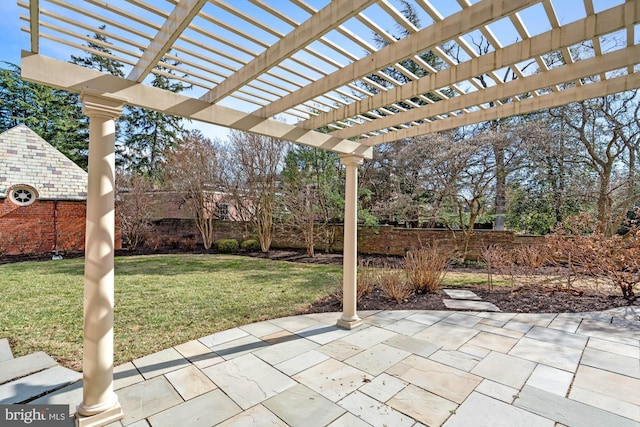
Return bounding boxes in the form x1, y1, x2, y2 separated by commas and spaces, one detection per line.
474, 379, 518, 403
358, 372, 408, 403
443, 299, 500, 312
263, 384, 345, 427
0, 365, 81, 404
215, 404, 287, 427
508, 337, 582, 372
515, 385, 638, 427
387, 355, 481, 404
0, 338, 13, 362
273, 349, 330, 376
445, 391, 554, 427
132, 348, 190, 379
470, 351, 536, 389
442, 312, 484, 327
0, 351, 57, 384
338, 390, 415, 427
428, 349, 481, 372
413, 322, 479, 350
147, 389, 241, 427
524, 364, 573, 397
465, 331, 519, 353
293, 359, 371, 403
387, 384, 457, 426
442, 289, 482, 300
116, 376, 183, 425
164, 365, 216, 401
203, 353, 296, 410
580, 347, 640, 379
198, 328, 249, 348
344, 343, 411, 376
252, 336, 318, 365
383, 334, 440, 359
524, 325, 588, 350
326, 412, 372, 427
11, 307, 640, 426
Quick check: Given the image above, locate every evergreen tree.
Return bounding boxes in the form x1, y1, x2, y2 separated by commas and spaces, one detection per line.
119, 57, 190, 178
70, 26, 125, 77
0, 62, 89, 168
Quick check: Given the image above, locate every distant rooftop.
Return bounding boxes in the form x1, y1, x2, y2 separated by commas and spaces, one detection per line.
0, 125, 87, 201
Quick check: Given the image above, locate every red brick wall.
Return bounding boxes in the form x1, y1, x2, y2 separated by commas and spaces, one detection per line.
0, 199, 122, 256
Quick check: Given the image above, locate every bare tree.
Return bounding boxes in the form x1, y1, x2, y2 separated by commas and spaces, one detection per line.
223, 130, 286, 253
416, 134, 496, 258
163, 130, 221, 249
278, 146, 344, 257
553, 92, 640, 236
115, 172, 155, 250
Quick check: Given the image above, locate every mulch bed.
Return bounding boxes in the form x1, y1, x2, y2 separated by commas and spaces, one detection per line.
261, 250, 636, 314
303, 284, 634, 314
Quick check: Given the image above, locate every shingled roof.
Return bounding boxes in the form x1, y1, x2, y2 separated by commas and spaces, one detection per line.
0, 125, 87, 201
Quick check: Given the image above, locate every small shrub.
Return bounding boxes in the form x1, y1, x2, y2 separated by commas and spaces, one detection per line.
379, 269, 412, 303
240, 239, 261, 252
216, 239, 239, 253
404, 244, 452, 293
356, 260, 377, 301
179, 237, 197, 251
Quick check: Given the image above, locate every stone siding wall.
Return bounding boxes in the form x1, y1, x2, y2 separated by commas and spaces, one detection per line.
147, 219, 544, 259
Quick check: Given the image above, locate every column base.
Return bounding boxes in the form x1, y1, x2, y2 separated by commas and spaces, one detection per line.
75, 403, 123, 427
336, 316, 364, 330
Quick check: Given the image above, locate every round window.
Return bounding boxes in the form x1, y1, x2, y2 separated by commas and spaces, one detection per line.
9, 186, 37, 206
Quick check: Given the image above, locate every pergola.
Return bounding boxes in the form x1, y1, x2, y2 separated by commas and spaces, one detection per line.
17, 0, 640, 426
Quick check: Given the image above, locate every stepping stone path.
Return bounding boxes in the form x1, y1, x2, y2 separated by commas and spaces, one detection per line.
443, 289, 501, 312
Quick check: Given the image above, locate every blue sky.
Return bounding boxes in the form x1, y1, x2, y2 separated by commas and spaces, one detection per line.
0, 1, 628, 139
1, 2, 29, 66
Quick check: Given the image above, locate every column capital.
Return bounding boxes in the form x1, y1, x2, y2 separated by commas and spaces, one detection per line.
81, 91, 126, 119
339, 154, 364, 167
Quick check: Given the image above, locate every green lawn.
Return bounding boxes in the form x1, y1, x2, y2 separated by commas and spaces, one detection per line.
0, 254, 341, 370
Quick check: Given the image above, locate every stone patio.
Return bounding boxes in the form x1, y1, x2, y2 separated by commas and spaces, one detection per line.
7, 306, 640, 426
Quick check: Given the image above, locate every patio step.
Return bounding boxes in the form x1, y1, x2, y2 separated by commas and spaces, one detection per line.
0, 342, 81, 404
0, 365, 82, 404
0, 338, 13, 362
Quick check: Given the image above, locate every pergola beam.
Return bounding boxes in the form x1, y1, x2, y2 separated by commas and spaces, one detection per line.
302, 1, 638, 132
199, 0, 376, 104
127, 0, 208, 83
254, 0, 539, 119
28, 0, 38, 53
21, 53, 372, 158
363, 72, 640, 146
333, 44, 640, 140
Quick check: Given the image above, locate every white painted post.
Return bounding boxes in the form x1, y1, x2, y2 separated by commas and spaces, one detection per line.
76, 94, 125, 427
337, 155, 364, 330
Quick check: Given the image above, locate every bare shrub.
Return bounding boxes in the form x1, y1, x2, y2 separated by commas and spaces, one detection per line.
179, 237, 197, 251
404, 244, 452, 293
379, 269, 412, 303
356, 260, 377, 301
545, 211, 640, 299
116, 173, 154, 250
480, 245, 501, 292
483, 245, 518, 288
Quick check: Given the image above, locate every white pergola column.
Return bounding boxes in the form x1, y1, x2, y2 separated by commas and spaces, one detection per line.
337, 154, 364, 330
76, 94, 125, 427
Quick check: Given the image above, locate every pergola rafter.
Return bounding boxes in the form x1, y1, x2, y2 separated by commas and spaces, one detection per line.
14, 2, 640, 426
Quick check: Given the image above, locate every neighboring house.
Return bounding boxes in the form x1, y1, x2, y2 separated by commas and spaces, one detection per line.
0, 124, 121, 256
